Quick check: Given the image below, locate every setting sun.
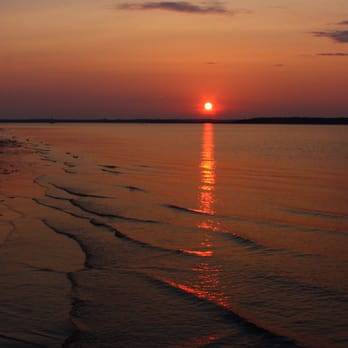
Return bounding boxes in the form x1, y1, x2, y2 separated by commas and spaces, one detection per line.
204, 102, 213, 111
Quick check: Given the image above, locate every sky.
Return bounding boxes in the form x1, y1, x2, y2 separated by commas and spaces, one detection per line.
1, 0, 348, 119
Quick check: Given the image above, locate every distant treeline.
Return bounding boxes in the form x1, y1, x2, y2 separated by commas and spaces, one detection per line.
0, 117, 347, 124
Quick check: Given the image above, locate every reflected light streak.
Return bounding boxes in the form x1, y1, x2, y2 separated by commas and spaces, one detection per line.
198, 123, 216, 229
169, 123, 229, 315
180, 249, 213, 257
159, 276, 229, 309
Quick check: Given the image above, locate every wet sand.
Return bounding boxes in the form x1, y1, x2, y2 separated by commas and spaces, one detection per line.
0, 130, 84, 347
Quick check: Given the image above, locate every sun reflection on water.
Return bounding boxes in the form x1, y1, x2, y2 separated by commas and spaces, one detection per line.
163, 124, 229, 317
195, 124, 228, 307
178, 124, 216, 256
198, 123, 216, 230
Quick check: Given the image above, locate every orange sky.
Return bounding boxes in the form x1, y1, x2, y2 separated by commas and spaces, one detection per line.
1, 0, 348, 119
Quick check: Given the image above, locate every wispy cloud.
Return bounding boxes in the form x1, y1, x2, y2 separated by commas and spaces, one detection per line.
337, 20, 348, 25
317, 52, 348, 56
312, 30, 348, 43
117, 1, 243, 15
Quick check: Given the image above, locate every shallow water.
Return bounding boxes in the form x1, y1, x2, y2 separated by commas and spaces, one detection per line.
1, 123, 348, 347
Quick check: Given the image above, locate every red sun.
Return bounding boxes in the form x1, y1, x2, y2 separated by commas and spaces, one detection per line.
204, 102, 213, 111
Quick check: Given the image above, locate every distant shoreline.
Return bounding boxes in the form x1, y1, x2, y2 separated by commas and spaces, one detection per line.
0, 117, 347, 125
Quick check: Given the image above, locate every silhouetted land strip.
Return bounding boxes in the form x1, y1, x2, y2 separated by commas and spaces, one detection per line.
1, 117, 348, 124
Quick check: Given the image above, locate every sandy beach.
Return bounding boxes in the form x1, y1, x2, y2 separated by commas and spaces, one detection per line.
0, 129, 84, 347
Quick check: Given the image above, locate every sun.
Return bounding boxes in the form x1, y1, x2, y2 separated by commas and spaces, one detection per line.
204, 102, 213, 111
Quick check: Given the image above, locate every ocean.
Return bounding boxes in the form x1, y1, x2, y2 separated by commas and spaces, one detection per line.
1, 123, 348, 347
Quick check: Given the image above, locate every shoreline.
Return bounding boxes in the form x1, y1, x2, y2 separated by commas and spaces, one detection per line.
0, 133, 20, 175
0, 129, 85, 347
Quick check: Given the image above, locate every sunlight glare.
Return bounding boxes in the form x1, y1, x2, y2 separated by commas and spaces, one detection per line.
204, 102, 213, 111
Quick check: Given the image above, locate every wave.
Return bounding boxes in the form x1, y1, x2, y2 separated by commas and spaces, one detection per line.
166, 202, 348, 238
35, 179, 75, 201
33, 198, 90, 220
39, 194, 348, 305
214, 229, 316, 258
90, 218, 172, 251
90, 219, 213, 258
63, 168, 77, 174
40, 157, 56, 163
99, 164, 119, 169
45, 193, 71, 201
142, 274, 303, 348
63, 161, 76, 168
124, 185, 147, 193
162, 202, 323, 257
35, 148, 50, 155
101, 168, 122, 175
70, 200, 158, 224
283, 207, 348, 221
164, 204, 215, 216
33, 196, 213, 261
179, 249, 213, 257
216, 230, 266, 250
35, 195, 210, 259
50, 183, 111, 199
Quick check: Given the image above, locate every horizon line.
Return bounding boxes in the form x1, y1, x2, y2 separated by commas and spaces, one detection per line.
0, 116, 348, 125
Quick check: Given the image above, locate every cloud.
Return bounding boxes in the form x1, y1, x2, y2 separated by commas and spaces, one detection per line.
117, 1, 241, 15
317, 52, 348, 56
312, 30, 348, 43
337, 20, 348, 25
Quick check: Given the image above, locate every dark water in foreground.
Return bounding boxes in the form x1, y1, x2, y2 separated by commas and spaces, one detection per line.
1, 124, 348, 347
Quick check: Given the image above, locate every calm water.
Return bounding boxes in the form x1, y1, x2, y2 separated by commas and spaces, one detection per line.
2, 123, 348, 347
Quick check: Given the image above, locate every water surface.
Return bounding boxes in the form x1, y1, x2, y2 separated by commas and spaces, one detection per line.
1, 123, 348, 347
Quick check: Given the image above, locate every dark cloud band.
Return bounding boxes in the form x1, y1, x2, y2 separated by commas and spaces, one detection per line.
117, 1, 238, 15
317, 52, 348, 56
312, 30, 348, 43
